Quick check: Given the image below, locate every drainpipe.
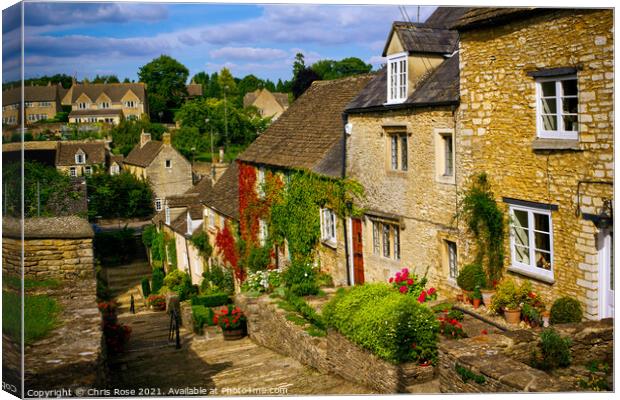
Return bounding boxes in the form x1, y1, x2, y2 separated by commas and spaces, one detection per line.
341, 112, 352, 286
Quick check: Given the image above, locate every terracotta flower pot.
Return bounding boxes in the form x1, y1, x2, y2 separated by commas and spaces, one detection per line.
456, 293, 464, 303
504, 308, 521, 325
472, 298, 481, 309
542, 311, 550, 327
222, 328, 245, 341
462, 289, 472, 303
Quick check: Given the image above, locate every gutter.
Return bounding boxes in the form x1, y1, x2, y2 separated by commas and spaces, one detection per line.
346, 99, 459, 115
341, 111, 352, 286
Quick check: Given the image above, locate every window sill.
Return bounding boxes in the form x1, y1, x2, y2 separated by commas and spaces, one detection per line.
507, 265, 555, 285
532, 138, 581, 151
321, 239, 337, 250
435, 175, 456, 185
386, 169, 408, 177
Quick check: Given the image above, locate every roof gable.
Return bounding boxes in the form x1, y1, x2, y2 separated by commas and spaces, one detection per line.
124, 140, 164, 167
204, 162, 239, 220
55, 141, 107, 166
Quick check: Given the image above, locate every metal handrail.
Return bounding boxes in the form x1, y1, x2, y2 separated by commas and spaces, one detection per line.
168, 307, 181, 349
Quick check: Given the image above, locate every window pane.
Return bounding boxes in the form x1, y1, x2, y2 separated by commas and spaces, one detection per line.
444, 134, 453, 176
534, 213, 550, 232
515, 244, 530, 264
391, 135, 398, 169
535, 231, 551, 251
514, 227, 529, 247
400, 135, 408, 171
448, 241, 457, 279
373, 222, 380, 254
562, 97, 578, 114
383, 224, 390, 257
562, 79, 578, 96
563, 115, 578, 131
542, 114, 558, 131
513, 210, 529, 229
393, 225, 400, 260
541, 98, 557, 114
535, 251, 552, 270
541, 81, 556, 97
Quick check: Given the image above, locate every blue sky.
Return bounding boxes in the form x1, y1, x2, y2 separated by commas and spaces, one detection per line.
3, 1, 436, 83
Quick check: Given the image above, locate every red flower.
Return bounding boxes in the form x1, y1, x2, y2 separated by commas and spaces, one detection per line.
389, 277, 394, 283
399, 285, 408, 294
528, 292, 537, 299
417, 290, 427, 303
407, 279, 414, 285
411, 343, 417, 349
427, 287, 436, 296
481, 329, 488, 335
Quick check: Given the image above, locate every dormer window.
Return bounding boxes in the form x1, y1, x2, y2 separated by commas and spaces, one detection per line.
78, 102, 88, 109
387, 52, 407, 104
99, 102, 110, 109
75, 151, 85, 164
125, 101, 135, 108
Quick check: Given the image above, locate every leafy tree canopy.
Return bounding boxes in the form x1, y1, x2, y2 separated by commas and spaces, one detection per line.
86, 171, 155, 220
108, 119, 166, 156
3, 74, 74, 90
291, 67, 320, 99
138, 55, 189, 121
92, 74, 120, 84
311, 57, 372, 80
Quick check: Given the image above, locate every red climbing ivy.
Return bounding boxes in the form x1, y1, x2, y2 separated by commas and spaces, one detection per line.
238, 161, 259, 245
215, 221, 243, 281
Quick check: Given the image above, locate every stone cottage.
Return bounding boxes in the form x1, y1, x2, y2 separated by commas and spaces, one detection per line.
243, 88, 290, 120
55, 140, 109, 177
2, 83, 64, 126
343, 8, 464, 291
64, 82, 148, 124
123, 131, 193, 212
452, 8, 614, 320
237, 75, 374, 284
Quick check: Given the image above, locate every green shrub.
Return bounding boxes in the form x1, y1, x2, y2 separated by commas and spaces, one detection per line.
94, 227, 137, 266
163, 269, 194, 301
447, 310, 464, 321
201, 264, 234, 294
191, 230, 213, 259
142, 224, 157, 248
550, 297, 583, 324
247, 245, 271, 272
166, 239, 177, 269
489, 278, 532, 313
151, 268, 165, 294
284, 290, 325, 330
141, 277, 151, 298
456, 263, 486, 291
431, 302, 453, 313
317, 272, 334, 287
3, 290, 62, 344
282, 260, 319, 296
151, 231, 166, 262
521, 303, 542, 326
191, 292, 230, 308
192, 305, 215, 333
323, 283, 439, 364
530, 328, 571, 370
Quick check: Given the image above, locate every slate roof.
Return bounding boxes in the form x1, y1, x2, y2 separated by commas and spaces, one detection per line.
345, 52, 459, 113
238, 75, 374, 177
69, 82, 146, 103
55, 141, 107, 166
2, 85, 60, 106
123, 140, 163, 167
68, 109, 124, 117
382, 22, 458, 56
424, 7, 471, 28
204, 162, 239, 221
109, 154, 124, 166
451, 7, 543, 30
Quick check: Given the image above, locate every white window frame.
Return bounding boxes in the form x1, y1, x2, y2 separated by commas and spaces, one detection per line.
320, 208, 337, 246
99, 102, 110, 109
165, 159, 172, 169
535, 75, 579, 140
371, 219, 400, 261
208, 208, 216, 229
69, 167, 77, 177
257, 167, 265, 198
110, 164, 120, 175
165, 206, 171, 225
75, 152, 85, 164
259, 219, 268, 246
446, 240, 458, 281
386, 52, 408, 104
125, 100, 136, 108
508, 204, 554, 282
155, 198, 162, 211
388, 132, 408, 171
434, 128, 456, 184
78, 102, 88, 110
84, 166, 92, 175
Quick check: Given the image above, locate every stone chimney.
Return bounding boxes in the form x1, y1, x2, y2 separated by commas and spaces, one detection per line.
162, 132, 171, 146
140, 130, 151, 148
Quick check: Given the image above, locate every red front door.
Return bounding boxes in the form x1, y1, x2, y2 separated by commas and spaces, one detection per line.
352, 218, 365, 285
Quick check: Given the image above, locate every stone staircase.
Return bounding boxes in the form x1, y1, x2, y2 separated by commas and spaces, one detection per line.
103, 261, 152, 313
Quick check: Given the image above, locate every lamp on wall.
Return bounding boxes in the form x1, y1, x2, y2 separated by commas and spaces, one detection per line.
597, 199, 613, 230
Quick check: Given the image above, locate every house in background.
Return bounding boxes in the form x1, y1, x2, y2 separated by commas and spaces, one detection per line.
123, 131, 193, 212
243, 88, 289, 120
108, 154, 124, 175
185, 81, 203, 100
55, 140, 110, 177
453, 8, 613, 320
2, 83, 64, 126
238, 75, 374, 285
154, 177, 212, 284
343, 8, 462, 292
64, 82, 147, 124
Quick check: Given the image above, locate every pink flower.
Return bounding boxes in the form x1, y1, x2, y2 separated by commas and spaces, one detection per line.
402, 268, 409, 275
418, 291, 427, 303
407, 279, 414, 285
399, 285, 408, 294
428, 287, 436, 295
389, 277, 394, 283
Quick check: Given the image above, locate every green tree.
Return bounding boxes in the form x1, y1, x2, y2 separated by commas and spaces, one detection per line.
109, 119, 166, 156
86, 171, 155, 220
92, 74, 120, 83
311, 57, 372, 80
172, 126, 210, 160
191, 71, 210, 93
218, 68, 238, 97
237, 74, 263, 97
292, 68, 320, 99
205, 72, 221, 98
293, 53, 306, 78
138, 55, 189, 122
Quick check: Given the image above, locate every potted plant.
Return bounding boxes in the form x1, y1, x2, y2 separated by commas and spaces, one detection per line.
456, 263, 486, 304
541, 310, 551, 327
471, 286, 482, 309
521, 303, 542, 328
480, 280, 497, 307
489, 278, 531, 325
213, 305, 247, 340
147, 294, 166, 311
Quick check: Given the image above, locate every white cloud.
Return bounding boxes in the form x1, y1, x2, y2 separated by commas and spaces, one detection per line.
210, 47, 288, 61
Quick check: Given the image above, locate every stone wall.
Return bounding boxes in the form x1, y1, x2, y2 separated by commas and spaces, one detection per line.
146, 142, 193, 201
236, 293, 435, 393
438, 319, 613, 393
346, 107, 461, 295
457, 9, 614, 319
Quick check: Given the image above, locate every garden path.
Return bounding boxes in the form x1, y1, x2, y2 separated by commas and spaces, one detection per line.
105, 292, 374, 395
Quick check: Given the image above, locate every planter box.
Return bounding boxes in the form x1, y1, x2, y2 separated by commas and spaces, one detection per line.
327, 330, 435, 393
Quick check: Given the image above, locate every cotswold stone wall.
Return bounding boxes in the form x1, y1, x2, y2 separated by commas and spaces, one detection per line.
235, 294, 329, 373
457, 9, 614, 319
346, 108, 461, 294
438, 319, 613, 393
2, 237, 94, 280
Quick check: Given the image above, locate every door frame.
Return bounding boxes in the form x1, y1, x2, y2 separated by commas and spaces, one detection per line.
347, 217, 365, 285
597, 228, 614, 319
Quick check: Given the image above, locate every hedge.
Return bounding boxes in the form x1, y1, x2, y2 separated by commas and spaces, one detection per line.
323, 283, 439, 364
191, 305, 215, 333
190, 292, 230, 308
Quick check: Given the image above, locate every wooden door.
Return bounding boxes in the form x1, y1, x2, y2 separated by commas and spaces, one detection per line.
352, 218, 365, 285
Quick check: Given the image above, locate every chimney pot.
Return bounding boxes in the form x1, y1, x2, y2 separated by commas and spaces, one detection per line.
140, 130, 151, 147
